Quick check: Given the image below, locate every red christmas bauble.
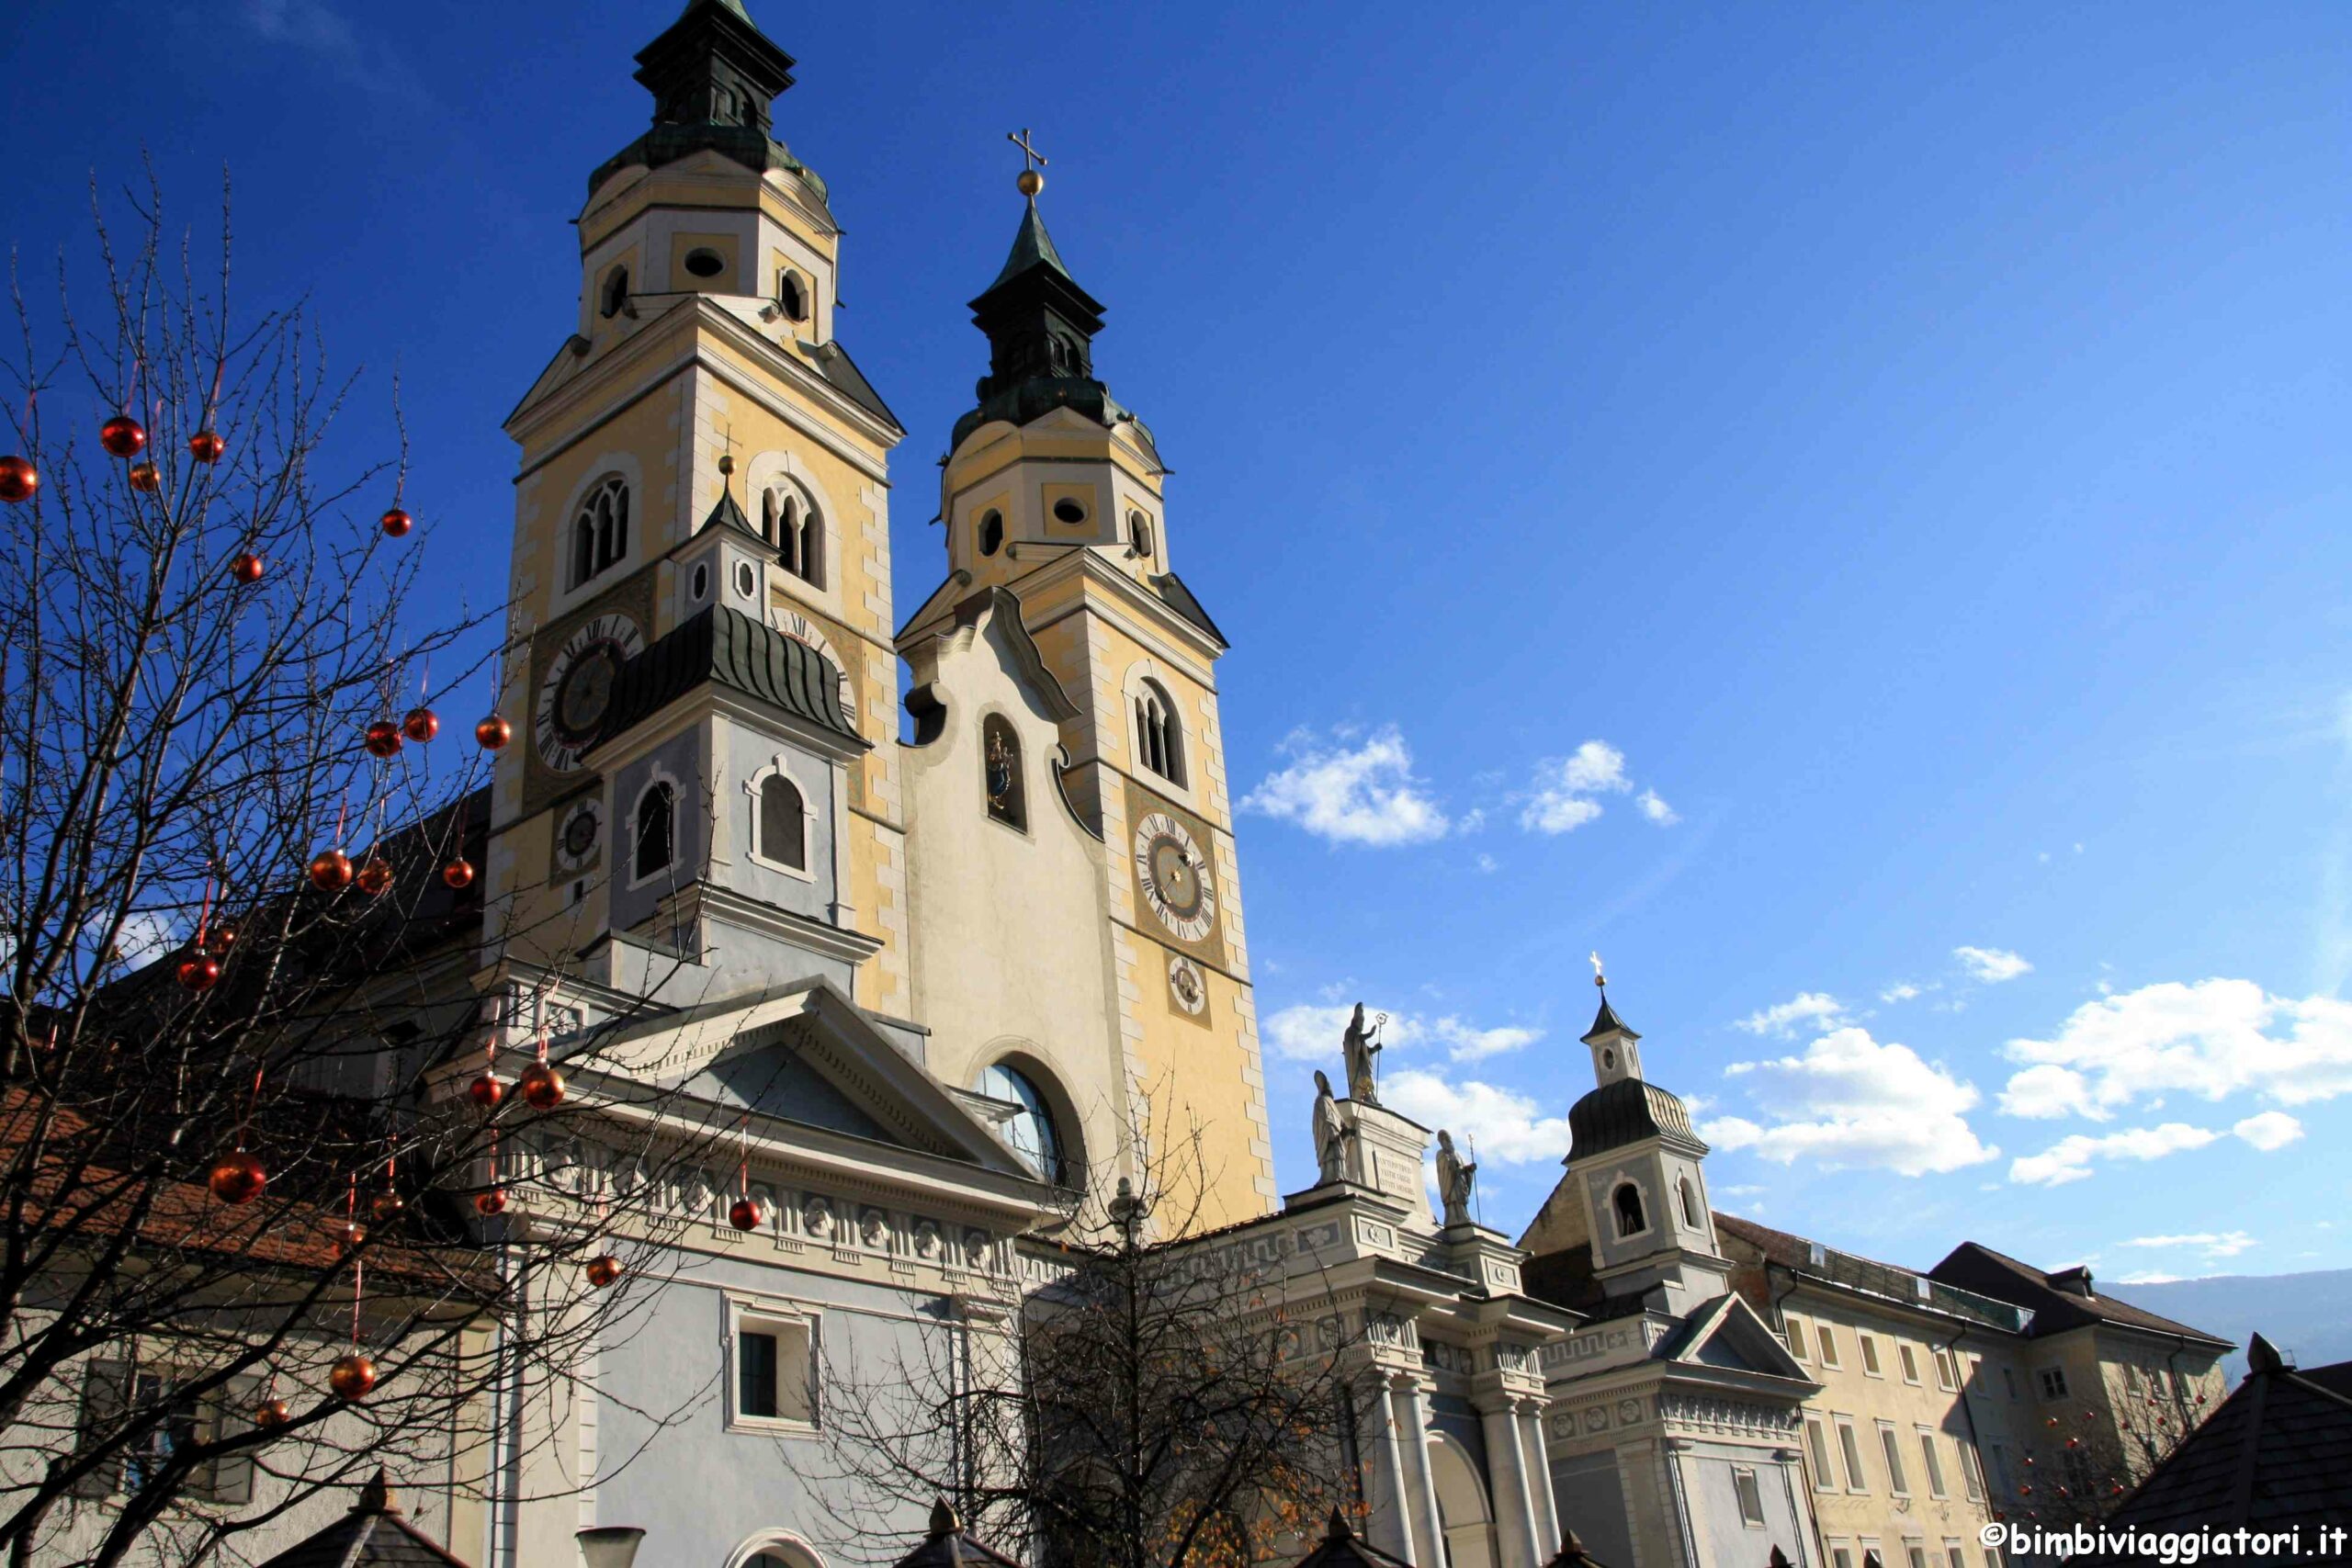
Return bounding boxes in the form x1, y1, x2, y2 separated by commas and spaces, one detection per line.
441, 857, 475, 890
474, 1188, 507, 1217
586, 1254, 622, 1289
518, 1059, 565, 1111
467, 1071, 503, 1111
202, 920, 237, 956
356, 857, 394, 897
308, 849, 353, 892
401, 706, 439, 742
2065, 1437, 2080, 1449
475, 715, 512, 750
187, 430, 226, 463
253, 1396, 291, 1429
209, 1150, 267, 1205
128, 460, 162, 493
379, 507, 413, 538
0, 456, 36, 504
334, 1219, 367, 1254
175, 953, 220, 993
363, 720, 402, 758
328, 1354, 377, 1400
729, 1196, 764, 1233
229, 551, 265, 584
99, 415, 146, 458
369, 1190, 405, 1224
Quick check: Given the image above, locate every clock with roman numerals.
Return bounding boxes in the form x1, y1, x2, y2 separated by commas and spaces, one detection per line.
1133, 810, 1216, 944
535, 612, 646, 773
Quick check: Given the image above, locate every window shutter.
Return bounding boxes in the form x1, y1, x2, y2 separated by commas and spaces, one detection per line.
71, 1360, 132, 1498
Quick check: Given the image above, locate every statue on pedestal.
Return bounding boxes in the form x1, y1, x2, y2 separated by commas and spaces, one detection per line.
1312, 1070, 1349, 1185
1435, 1129, 1477, 1227
1341, 1003, 1384, 1105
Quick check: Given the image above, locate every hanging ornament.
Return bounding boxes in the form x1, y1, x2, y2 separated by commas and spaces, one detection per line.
2111, 1483, 2126, 1497
209, 1149, 267, 1205
586, 1254, 623, 1289
253, 1394, 291, 1429
2064, 1436, 2080, 1450
187, 429, 226, 463
229, 551, 265, 584
128, 460, 162, 493
0, 456, 37, 504
475, 1187, 508, 1216
402, 706, 439, 743
356, 856, 394, 897
363, 720, 401, 759
468, 1066, 503, 1109
2022, 1455, 2035, 1467
441, 856, 475, 890
729, 1195, 764, 1232
370, 1188, 405, 1223
727, 1113, 760, 1230
334, 1218, 367, 1255
203, 920, 237, 957
328, 1353, 378, 1400
100, 414, 146, 458
519, 1056, 565, 1111
309, 849, 354, 892
475, 715, 512, 750
380, 507, 413, 538
175, 951, 221, 992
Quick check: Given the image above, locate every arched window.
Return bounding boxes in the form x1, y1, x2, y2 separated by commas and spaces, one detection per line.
763, 486, 822, 588
776, 270, 808, 322
978, 509, 1004, 558
1128, 511, 1154, 558
1679, 1177, 1702, 1230
756, 773, 806, 871
1612, 1180, 1646, 1239
1134, 680, 1185, 786
633, 782, 674, 883
572, 476, 628, 587
975, 1063, 1064, 1183
599, 265, 629, 320
983, 715, 1025, 830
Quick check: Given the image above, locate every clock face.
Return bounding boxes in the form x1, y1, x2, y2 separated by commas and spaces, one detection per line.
535, 613, 646, 773
1168, 954, 1208, 1016
556, 798, 602, 871
1132, 811, 1216, 943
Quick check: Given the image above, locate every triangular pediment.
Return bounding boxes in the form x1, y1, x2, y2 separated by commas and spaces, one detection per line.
1664, 1293, 1812, 1382
599, 980, 1037, 1178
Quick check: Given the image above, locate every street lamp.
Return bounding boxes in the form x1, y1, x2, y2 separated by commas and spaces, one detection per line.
577, 1526, 647, 1568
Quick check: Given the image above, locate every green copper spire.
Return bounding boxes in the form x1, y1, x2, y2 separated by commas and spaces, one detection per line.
590, 0, 822, 200
988, 199, 1078, 292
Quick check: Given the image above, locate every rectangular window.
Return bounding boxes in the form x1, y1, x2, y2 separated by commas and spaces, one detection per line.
1837, 1416, 1870, 1494
1818, 1324, 1842, 1369
1935, 1347, 1961, 1392
2001, 1366, 2018, 1400
1830, 1546, 1855, 1568
729, 1300, 817, 1431
1984, 1550, 2004, 1568
2171, 1368, 2193, 1402
1906, 1546, 1929, 1568
1806, 1417, 1838, 1492
1961, 1441, 1986, 1503
1860, 1332, 1884, 1377
2038, 1365, 2069, 1401
1733, 1467, 1766, 1527
74, 1360, 254, 1505
1899, 1342, 1923, 1384
1786, 1315, 1811, 1361
1918, 1428, 1949, 1497
1878, 1421, 1910, 1495
1946, 1544, 1967, 1568
2123, 1362, 2142, 1393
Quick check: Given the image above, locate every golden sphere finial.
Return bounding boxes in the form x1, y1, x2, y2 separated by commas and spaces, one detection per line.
1017, 168, 1045, 198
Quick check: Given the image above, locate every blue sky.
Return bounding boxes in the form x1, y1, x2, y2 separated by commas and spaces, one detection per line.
8, 2, 2349, 1284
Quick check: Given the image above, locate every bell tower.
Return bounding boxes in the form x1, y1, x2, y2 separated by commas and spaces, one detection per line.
896, 152, 1275, 1228
484, 0, 910, 1030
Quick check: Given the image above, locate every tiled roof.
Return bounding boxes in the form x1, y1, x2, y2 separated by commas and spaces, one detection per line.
1566, 1077, 1698, 1162
890, 1500, 1023, 1568
1714, 1214, 2032, 1336
257, 1470, 472, 1567
2086, 1337, 2352, 1549
1929, 1241, 2231, 1348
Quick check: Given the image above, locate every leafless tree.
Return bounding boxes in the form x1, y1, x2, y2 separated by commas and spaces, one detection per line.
0, 173, 740, 1566
1999, 1368, 2212, 1528
808, 1119, 1376, 1568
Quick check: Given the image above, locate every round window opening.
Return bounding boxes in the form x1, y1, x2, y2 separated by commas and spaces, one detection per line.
684, 248, 726, 280
734, 561, 758, 599
976, 1063, 1065, 1183
778, 272, 809, 322
978, 510, 1004, 557
1602, 1048, 1616, 1069
1051, 497, 1087, 525
691, 562, 710, 601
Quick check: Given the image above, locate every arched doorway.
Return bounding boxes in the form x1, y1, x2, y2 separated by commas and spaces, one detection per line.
1428, 1431, 1497, 1568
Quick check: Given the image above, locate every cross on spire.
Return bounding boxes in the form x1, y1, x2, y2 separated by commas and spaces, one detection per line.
1008, 129, 1048, 197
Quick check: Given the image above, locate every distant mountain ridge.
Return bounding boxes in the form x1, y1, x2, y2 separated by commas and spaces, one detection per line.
2111, 1268, 2352, 1384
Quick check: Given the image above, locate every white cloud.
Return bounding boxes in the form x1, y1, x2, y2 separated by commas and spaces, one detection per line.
1258, 1002, 1542, 1066
1880, 982, 1923, 1004
1702, 1026, 1996, 1176
1998, 978, 2352, 1121
2007, 1122, 2219, 1187
1380, 1067, 1572, 1165
1240, 727, 1450, 847
1521, 741, 1624, 835
1635, 789, 1679, 826
1558, 740, 1629, 795
1954, 946, 2033, 984
1521, 793, 1603, 834
1735, 991, 1849, 1039
2233, 1111, 2304, 1151
2115, 1270, 2185, 1285
2120, 1231, 2257, 1259
1474, 853, 1499, 874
